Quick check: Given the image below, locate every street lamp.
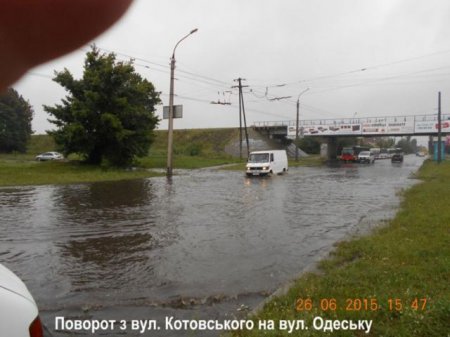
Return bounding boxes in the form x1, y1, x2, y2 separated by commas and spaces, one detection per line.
295, 88, 309, 161
167, 28, 198, 177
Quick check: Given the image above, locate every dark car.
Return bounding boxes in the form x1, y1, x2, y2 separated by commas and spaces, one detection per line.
391, 153, 404, 163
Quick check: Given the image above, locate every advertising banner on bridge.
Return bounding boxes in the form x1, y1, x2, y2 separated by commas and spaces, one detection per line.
288, 122, 363, 137
290, 116, 416, 137
414, 114, 450, 134
361, 116, 415, 135
286, 114, 450, 138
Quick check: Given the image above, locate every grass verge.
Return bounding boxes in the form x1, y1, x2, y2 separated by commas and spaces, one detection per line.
0, 130, 241, 186
0, 159, 162, 186
231, 159, 450, 337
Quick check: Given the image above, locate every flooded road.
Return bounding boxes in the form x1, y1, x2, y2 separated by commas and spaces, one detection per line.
0, 156, 425, 336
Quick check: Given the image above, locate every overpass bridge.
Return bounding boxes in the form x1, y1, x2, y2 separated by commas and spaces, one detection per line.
252, 113, 450, 161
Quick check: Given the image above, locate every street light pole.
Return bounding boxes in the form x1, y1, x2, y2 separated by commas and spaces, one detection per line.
295, 88, 309, 161
167, 28, 198, 177
437, 91, 442, 164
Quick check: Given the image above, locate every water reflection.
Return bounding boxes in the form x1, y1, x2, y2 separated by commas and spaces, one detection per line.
42, 179, 182, 302
55, 178, 155, 212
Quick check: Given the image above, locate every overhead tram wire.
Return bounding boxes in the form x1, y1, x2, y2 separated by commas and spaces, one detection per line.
295, 48, 450, 86
247, 64, 450, 95
25, 52, 329, 123
172, 97, 294, 121
96, 46, 231, 88
23, 73, 349, 121
25, 72, 319, 122
305, 64, 450, 95
243, 61, 450, 117
97, 48, 237, 104
245, 48, 450, 90
132, 61, 232, 92
80, 47, 340, 121
159, 90, 296, 120
245, 86, 343, 119
92, 48, 235, 110
35, 46, 450, 124
38, 45, 450, 93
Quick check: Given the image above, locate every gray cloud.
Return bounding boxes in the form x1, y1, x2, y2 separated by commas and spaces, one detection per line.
12, 0, 450, 137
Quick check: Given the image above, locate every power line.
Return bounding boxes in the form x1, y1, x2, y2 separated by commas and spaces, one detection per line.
24, 46, 450, 126
96, 46, 230, 88
247, 48, 450, 89
306, 64, 450, 95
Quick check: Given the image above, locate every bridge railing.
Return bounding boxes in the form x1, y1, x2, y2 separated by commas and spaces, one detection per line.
253, 120, 295, 127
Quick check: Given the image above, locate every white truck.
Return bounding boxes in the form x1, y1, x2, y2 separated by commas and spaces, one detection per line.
246, 150, 288, 176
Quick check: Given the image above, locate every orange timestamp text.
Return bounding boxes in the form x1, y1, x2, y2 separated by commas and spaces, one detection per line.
295, 298, 428, 312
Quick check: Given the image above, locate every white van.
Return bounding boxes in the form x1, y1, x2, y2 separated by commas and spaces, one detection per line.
246, 150, 288, 176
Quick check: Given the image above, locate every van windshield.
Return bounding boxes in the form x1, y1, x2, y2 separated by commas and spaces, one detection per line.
248, 153, 269, 163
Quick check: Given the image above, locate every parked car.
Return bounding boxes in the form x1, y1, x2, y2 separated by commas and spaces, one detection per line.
391, 152, 404, 163
0, 263, 48, 337
357, 151, 375, 164
35, 152, 63, 161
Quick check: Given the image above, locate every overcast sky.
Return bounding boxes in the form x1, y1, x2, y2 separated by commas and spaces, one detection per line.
13, 0, 450, 135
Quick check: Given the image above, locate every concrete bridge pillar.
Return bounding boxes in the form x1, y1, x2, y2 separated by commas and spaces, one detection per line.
327, 136, 339, 163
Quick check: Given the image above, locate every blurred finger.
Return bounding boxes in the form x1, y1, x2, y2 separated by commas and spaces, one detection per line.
0, 0, 133, 91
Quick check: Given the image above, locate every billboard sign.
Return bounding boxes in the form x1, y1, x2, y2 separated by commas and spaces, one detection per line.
288, 123, 362, 137
361, 116, 415, 135
414, 114, 450, 134
285, 114, 450, 138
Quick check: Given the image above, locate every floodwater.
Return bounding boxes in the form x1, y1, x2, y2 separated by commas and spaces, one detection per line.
0, 156, 425, 336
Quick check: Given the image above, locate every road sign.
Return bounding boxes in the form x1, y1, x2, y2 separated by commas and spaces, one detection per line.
163, 105, 183, 119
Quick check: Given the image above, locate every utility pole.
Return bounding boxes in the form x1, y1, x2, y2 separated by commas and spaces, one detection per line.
240, 80, 250, 158
233, 78, 249, 158
437, 91, 442, 164
295, 88, 309, 161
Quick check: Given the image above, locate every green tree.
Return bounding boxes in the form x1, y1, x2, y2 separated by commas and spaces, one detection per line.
396, 136, 417, 154
297, 137, 321, 154
0, 88, 33, 153
45, 46, 160, 166
375, 137, 395, 149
